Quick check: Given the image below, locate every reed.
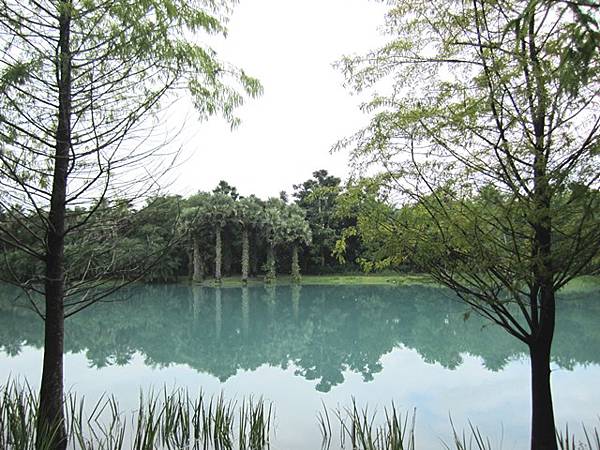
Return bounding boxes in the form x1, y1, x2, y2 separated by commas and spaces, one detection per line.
443, 418, 493, 450
319, 400, 599, 450
2, 382, 598, 450
0, 382, 273, 450
557, 423, 600, 450
319, 399, 415, 450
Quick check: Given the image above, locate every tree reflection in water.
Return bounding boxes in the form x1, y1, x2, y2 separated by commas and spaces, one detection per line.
0, 283, 599, 392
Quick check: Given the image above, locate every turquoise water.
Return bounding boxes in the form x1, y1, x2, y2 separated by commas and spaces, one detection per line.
1, 283, 599, 448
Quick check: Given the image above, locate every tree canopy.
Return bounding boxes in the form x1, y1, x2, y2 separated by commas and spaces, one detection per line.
335, 1, 600, 449
0, 1, 261, 447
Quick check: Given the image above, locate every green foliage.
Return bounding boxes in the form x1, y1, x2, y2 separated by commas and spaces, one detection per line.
320, 400, 415, 450
236, 196, 264, 282
335, 178, 406, 272
336, 0, 600, 327
336, 2, 600, 447
0, 0, 263, 307
214, 180, 241, 200
293, 170, 348, 273
281, 204, 312, 247
0, 381, 273, 450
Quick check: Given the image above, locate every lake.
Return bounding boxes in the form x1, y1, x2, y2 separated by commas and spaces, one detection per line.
1, 282, 599, 449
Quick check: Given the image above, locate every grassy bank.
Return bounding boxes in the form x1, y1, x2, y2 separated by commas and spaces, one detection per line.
190, 273, 433, 287
190, 274, 600, 290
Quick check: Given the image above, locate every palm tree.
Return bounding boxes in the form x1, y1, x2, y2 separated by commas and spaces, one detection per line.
282, 204, 312, 283
182, 192, 212, 283
261, 198, 286, 283
205, 193, 236, 283
236, 196, 264, 284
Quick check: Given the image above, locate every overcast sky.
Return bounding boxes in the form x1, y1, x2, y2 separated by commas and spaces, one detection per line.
167, 0, 388, 199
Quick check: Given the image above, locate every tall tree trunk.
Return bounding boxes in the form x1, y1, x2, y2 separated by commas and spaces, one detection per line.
291, 243, 301, 283
215, 225, 222, 282
528, 197, 557, 450
527, 15, 557, 447
192, 236, 203, 282
530, 196, 556, 450
529, 320, 556, 450
38, 5, 71, 450
265, 244, 276, 283
241, 228, 250, 284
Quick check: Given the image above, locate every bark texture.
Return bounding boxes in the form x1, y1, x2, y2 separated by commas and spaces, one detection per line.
527, 15, 557, 447
38, 5, 72, 450
265, 245, 276, 283
192, 237, 204, 282
530, 328, 556, 450
241, 228, 250, 283
291, 244, 301, 283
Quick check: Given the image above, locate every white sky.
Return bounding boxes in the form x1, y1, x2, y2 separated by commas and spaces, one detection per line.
167, 0, 388, 199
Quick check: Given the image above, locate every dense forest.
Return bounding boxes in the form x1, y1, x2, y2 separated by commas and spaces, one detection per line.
0, 170, 373, 285
3, 169, 598, 286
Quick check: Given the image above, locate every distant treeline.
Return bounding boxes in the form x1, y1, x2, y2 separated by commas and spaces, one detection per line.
3, 169, 598, 286
0, 170, 379, 284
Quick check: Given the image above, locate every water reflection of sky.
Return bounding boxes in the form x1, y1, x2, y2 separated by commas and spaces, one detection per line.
1, 283, 599, 449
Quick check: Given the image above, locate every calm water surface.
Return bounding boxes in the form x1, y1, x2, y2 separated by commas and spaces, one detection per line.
1, 283, 599, 449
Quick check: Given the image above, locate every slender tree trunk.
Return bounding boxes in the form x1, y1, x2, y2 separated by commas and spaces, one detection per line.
291, 243, 301, 283
38, 289, 66, 450
529, 325, 556, 450
530, 190, 556, 450
192, 236, 203, 282
529, 132, 557, 450
527, 16, 557, 445
38, 5, 71, 450
265, 244, 276, 283
528, 196, 557, 450
241, 228, 250, 284
215, 225, 222, 282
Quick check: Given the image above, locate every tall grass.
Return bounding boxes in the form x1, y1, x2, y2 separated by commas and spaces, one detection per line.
318, 399, 415, 450
557, 423, 600, 450
2, 382, 598, 450
442, 418, 493, 450
0, 382, 273, 450
318, 400, 600, 450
